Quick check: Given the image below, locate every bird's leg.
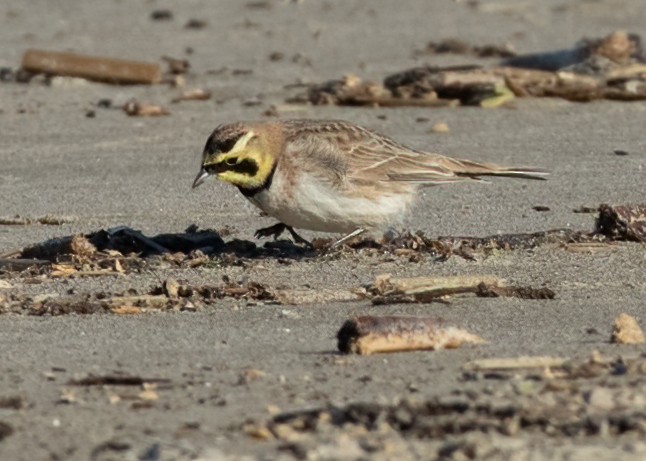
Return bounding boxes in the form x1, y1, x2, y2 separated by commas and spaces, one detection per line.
285, 226, 313, 248
331, 228, 366, 248
254, 222, 312, 248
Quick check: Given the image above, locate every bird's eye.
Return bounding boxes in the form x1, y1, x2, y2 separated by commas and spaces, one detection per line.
225, 157, 237, 166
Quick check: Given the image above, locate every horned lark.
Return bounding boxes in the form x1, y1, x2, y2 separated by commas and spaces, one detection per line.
192, 119, 547, 245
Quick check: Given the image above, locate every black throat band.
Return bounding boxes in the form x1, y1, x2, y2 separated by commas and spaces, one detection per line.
237, 163, 277, 197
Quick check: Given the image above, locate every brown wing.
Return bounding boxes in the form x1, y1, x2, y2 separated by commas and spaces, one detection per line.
283, 119, 467, 187
282, 119, 547, 187
345, 135, 469, 185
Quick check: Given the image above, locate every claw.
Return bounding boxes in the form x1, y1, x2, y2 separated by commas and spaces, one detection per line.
254, 223, 312, 248
285, 226, 313, 248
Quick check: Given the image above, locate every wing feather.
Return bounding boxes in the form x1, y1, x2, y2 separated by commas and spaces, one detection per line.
282, 120, 547, 189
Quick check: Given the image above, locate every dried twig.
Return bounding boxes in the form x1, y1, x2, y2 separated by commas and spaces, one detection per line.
464, 356, 569, 371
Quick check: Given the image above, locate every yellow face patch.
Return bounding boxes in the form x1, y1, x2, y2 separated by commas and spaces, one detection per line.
202, 130, 275, 191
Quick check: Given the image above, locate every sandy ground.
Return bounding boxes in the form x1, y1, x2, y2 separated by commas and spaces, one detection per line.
1, 0, 646, 460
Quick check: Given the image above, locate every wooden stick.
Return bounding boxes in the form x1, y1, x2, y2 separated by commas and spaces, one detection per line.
0, 258, 51, 271
22, 49, 162, 85
373, 274, 504, 301
464, 356, 569, 371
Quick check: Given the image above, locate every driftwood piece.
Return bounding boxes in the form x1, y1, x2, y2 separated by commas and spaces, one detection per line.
337, 316, 485, 355
21, 49, 162, 85
366, 274, 554, 304
372, 274, 504, 301
464, 356, 569, 371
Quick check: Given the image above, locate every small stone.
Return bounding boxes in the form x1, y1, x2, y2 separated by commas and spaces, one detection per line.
585, 387, 615, 410
150, 9, 173, 21
611, 313, 645, 345
163, 278, 180, 299
430, 122, 450, 133
58, 389, 77, 404
185, 19, 207, 29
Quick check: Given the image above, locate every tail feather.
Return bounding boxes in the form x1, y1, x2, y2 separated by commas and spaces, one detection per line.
451, 159, 549, 181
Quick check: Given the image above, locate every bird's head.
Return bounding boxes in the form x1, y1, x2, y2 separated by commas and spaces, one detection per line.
192, 122, 278, 192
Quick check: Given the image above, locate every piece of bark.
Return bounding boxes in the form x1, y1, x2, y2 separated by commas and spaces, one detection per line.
596, 204, 646, 241
337, 316, 485, 355
475, 283, 555, 300
611, 313, 645, 345
22, 49, 162, 84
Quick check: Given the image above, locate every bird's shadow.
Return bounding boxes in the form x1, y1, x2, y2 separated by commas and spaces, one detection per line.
18, 224, 321, 262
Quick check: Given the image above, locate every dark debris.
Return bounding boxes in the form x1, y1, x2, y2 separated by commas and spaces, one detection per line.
3, 203, 644, 279
596, 204, 646, 242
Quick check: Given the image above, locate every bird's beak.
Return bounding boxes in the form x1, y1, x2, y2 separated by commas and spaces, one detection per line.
192, 168, 210, 189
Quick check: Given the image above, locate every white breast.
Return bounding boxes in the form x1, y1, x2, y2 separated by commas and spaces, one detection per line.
245, 171, 415, 233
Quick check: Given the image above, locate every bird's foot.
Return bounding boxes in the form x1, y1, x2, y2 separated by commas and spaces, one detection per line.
254, 223, 313, 248
254, 222, 287, 240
